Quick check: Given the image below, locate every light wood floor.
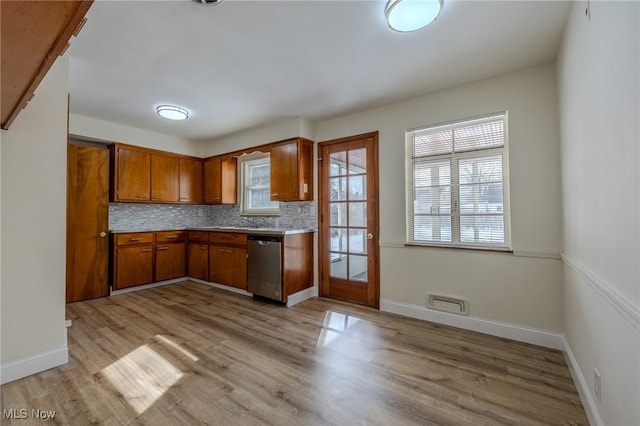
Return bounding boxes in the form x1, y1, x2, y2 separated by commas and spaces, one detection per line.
2, 281, 587, 425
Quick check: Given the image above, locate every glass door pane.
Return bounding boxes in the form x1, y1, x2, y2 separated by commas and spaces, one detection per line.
329, 148, 368, 282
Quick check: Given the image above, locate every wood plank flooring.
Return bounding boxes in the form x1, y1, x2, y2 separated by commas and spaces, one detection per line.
1, 281, 588, 425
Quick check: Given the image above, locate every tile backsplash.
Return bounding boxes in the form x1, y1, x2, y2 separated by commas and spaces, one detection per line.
109, 203, 211, 231
209, 201, 317, 229
109, 201, 317, 231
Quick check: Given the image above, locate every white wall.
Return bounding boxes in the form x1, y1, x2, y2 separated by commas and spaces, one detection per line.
558, 1, 640, 424
70, 113, 202, 157
315, 64, 565, 333
201, 116, 315, 157
1, 58, 71, 383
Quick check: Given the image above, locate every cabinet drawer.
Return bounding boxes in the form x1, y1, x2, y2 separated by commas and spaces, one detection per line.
156, 230, 185, 243
188, 231, 209, 242
209, 232, 247, 246
115, 232, 155, 246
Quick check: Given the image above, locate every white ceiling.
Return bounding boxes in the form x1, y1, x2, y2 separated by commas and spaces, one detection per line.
68, 0, 571, 141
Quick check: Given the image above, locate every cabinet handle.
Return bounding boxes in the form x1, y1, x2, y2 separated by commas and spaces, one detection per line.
271, 192, 279, 196
140, 248, 152, 252
165, 236, 177, 239
157, 246, 169, 251
179, 197, 188, 201
136, 194, 147, 199
218, 249, 232, 253
200, 245, 208, 250
129, 237, 142, 242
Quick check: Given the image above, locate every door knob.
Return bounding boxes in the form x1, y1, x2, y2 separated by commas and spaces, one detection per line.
99, 232, 107, 238
367, 233, 374, 240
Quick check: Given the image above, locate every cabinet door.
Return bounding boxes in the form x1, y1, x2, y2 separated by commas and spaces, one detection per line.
156, 243, 186, 281
204, 158, 222, 203
270, 140, 299, 201
116, 147, 150, 201
187, 243, 209, 281
179, 158, 203, 203
209, 245, 247, 289
204, 157, 237, 204
114, 245, 154, 290
151, 154, 179, 202
270, 139, 313, 201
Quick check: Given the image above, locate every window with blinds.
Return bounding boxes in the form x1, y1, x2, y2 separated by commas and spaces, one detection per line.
406, 113, 510, 250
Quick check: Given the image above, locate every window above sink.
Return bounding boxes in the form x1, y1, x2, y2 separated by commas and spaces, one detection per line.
239, 152, 279, 216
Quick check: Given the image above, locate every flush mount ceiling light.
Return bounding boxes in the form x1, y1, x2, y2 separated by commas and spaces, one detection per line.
385, 0, 443, 32
156, 105, 189, 121
192, 0, 224, 5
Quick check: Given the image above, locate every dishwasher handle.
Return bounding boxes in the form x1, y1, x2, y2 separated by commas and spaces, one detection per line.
247, 235, 283, 243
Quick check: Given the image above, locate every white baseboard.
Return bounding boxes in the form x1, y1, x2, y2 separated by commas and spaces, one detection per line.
1, 346, 68, 385
563, 339, 604, 426
380, 299, 564, 350
286, 286, 317, 307
189, 278, 253, 297
110, 277, 187, 296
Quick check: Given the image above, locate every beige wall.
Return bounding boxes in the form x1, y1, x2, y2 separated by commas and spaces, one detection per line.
69, 113, 201, 157
315, 64, 564, 332
558, 1, 640, 424
1, 58, 70, 371
200, 116, 315, 157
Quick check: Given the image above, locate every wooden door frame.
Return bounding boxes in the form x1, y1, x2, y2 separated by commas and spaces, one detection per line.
317, 131, 380, 308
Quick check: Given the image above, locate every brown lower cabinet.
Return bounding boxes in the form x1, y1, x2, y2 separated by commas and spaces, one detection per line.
112, 230, 186, 290
112, 232, 155, 290
114, 245, 154, 290
113, 230, 313, 300
209, 245, 247, 290
156, 243, 186, 281
187, 243, 209, 281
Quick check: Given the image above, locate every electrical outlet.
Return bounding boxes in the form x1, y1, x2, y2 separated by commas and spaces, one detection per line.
594, 368, 601, 401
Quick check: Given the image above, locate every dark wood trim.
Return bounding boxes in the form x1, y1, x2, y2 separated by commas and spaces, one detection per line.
1, 1, 94, 129
203, 137, 314, 162
109, 142, 202, 161
317, 131, 380, 308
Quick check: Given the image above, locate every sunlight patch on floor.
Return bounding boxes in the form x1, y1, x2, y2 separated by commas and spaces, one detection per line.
155, 335, 199, 361
317, 310, 362, 348
102, 345, 183, 414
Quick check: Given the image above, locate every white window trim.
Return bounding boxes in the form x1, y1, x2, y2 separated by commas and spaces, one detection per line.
405, 112, 512, 251
239, 152, 279, 216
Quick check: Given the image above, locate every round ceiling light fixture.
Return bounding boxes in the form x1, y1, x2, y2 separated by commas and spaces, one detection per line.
156, 105, 189, 121
385, 0, 443, 32
191, 0, 224, 5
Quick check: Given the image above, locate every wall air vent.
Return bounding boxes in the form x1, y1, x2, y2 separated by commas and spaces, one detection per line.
427, 294, 469, 316
192, 0, 224, 5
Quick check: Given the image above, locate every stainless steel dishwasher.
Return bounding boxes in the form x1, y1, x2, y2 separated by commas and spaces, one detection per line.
247, 235, 283, 301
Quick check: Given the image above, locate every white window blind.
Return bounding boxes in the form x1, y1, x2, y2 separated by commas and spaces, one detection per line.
406, 113, 510, 250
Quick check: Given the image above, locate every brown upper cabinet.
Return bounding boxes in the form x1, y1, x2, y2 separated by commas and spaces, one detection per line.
204, 156, 237, 205
179, 158, 204, 204
110, 143, 203, 204
1, 0, 93, 129
109, 137, 313, 205
151, 154, 179, 202
270, 138, 313, 202
111, 144, 150, 202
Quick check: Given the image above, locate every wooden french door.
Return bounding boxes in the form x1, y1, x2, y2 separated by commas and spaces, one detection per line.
66, 144, 109, 303
318, 132, 379, 308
